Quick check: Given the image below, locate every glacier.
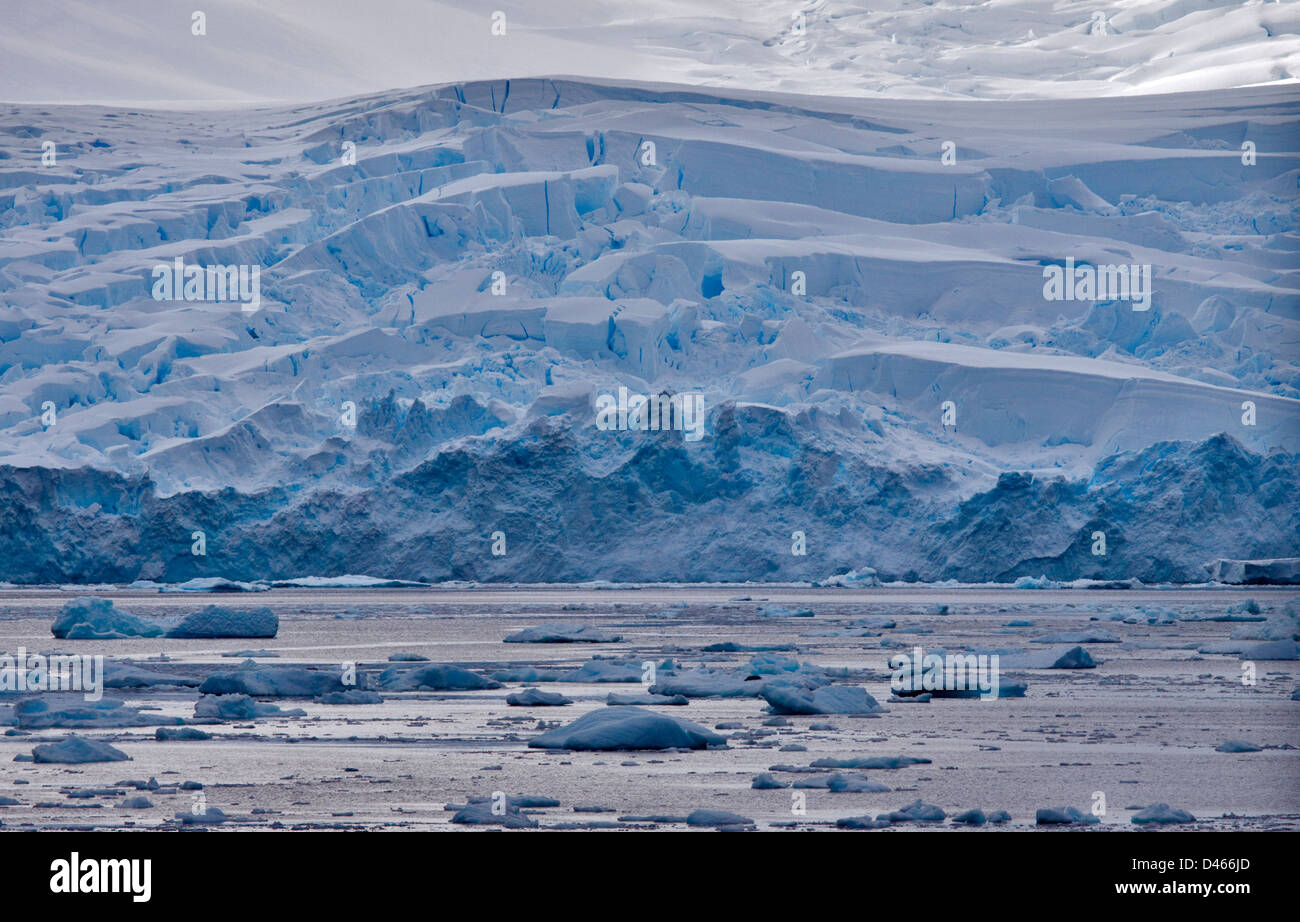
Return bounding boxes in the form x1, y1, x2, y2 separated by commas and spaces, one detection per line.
0, 76, 1297, 585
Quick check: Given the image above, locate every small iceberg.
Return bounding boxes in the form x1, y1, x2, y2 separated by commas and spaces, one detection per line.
1215, 739, 1262, 753
761, 684, 884, 715
528, 706, 725, 751
1036, 806, 1100, 825
379, 663, 502, 691
504, 623, 622, 643
32, 736, 130, 764
51, 598, 162, 639
165, 605, 278, 639
1131, 803, 1196, 825
507, 687, 573, 706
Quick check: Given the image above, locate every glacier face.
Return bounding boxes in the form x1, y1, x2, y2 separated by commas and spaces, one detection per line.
0, 78, 1297, 584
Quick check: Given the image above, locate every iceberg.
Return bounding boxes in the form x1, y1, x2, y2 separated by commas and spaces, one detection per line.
165, 605, 278, 639
32, 736, 130, 764
761, 684, 884, 716
528, 706, 725, 750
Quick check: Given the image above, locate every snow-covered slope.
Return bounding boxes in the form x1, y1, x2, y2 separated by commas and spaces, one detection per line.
1, 1, 1298, 106
0, 76, 1297, 583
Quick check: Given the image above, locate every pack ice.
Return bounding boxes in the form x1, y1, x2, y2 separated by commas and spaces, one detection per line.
0, 75, 1296, 584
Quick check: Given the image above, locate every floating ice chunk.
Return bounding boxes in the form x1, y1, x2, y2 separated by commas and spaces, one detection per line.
1002, 645, 1096, 669
819, 567, 879, 588
987, 810, 1011, 824
1012, 575, 1060, 590
686, 809, 753, 828
16, 697, 180, 730
116, 796, 153, 809
879, 800, 945, 824
1236, 640, 1300, 661
562, 660, 643, 683
1131, 803, 1196, 825
272, 575, 427, 588
761, 683, 883, 715
388, 652, 430, 662
752, 772, 789, 789
194, 694, 305, 720
450, 804, 539, 828
1215, 739, 1262, 753
199, 664, 345, 697
836, 815, 890, 830
504, 623, 622, 643
177, 807, 230, 825
165, 605, 278, 639
650, 670, 767, 698
379, 663, 502, 691
951, 809, 987, 825
314, 689, 384, 704
606, 692, 688, 706
507, 687, 572, 706
161, 578, 268, 593
102, 665, 197, 686
32, 736, 130, 764
51, 597, 162, 639
758, 606, 815, 618
1033, 629, 1120, 643
155, 727, 211, 740
528, 706, 725, 751
1035, 806, 1100, 825
1205, 558, 1300, 585
810, 755, 930, 770
828, 773, 890, 793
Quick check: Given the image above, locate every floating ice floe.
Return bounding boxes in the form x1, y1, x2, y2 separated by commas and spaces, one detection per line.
761, 683, 884, 715
827, 773, 890, 793
507, 687, 573, 706
810, 755, 931, 770
51, 598, 162, 639
450, 804, 538, 828
32, 736, 130, 764
686, 809, 754, 828
103, 663, 200, 688
879, 800, 946, 824
194, 694, 306, 720
1215, 739, 1263, 753
1205, 558, 1300, 585
379, 663, 502, 691
16, 697, 181, 730
199, 664, 345, 697
752, 773, 788, 789
1036, 806, 1100, 825
1001, 645, 1097, 669
528, 706, 725, 750
504, 623, 622, 643
315, 689, 384, 704
1236, 640, 1300, 661
1131, 803, 1196, 825
161, 578, 268, 593
166, 605, 278, 638
155, 727, 212, 741
606, 692, 688, 706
